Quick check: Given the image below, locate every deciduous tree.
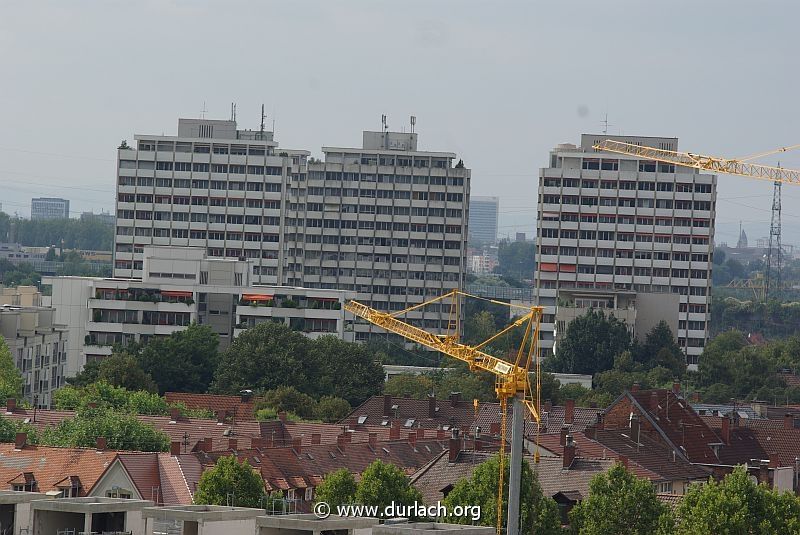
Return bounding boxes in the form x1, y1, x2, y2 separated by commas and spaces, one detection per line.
0, 336, 23, 400
355, 460, 423, 519
315, 468, 357, 507
194, 455, 266, 508
547, 310, 631, 375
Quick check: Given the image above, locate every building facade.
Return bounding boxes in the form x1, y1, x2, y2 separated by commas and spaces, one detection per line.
0, 287, 68, 407
46, 246, 350, 378
31, 198, 70, 220
468, 196, 499, 245
284, 130, 470, 341
534, 135, 716, 367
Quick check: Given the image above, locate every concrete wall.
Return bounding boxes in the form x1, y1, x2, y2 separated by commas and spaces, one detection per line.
198, 518, 257, 535
635, 293, 680, 341
47, 277, 94, 377
34, 510, 85, 535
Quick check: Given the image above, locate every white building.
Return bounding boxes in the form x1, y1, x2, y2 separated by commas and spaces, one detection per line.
30, 198, 70, 220
45, 246, 350, 378
287, 130, 470, 341
114, 119, 470, 342
468, 196, 499, 245
0, 287, 68, 407
534, 135, 716, 368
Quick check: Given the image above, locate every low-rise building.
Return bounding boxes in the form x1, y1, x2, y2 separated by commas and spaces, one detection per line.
45, 246, 350, 379
0, 287, 68, 407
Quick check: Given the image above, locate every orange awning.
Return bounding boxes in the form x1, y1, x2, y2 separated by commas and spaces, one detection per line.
540, 263, 557, 272
161, 291, 192, 298
242, 294, 272, 301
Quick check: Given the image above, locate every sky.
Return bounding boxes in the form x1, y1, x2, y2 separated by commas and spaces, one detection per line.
1, 0, 798, 247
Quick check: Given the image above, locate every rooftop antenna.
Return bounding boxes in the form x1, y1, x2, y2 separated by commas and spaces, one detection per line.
260, 104, 266, 138
410, 115, 416, 134
201, 101, 207, 119
601, 113, 613, 135
382, 114, 389, 149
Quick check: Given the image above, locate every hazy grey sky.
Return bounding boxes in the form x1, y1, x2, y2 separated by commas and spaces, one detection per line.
1, 0, 798, 246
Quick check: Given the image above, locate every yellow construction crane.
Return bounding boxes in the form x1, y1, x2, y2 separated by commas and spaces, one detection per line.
592, 139, 800, 184
345, 290, 543, 535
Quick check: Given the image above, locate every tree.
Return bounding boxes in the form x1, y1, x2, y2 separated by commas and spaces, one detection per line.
96, 352, 158, 393
52, 381, 168, 415
306, 335, 385, 405
569, 463, 670, 535
66, 360, 101, 387
194, 455, 266, 508
136, 323, 220, 394
0, 416, 37, 443
258, 386, 317, 418
547, 310, 631, 375
463, 311, 498, 346
496, 240, 536, 281
314, 396, 352, 423
0, 337, 23, 400
674, 466, 800, 534
40, 406, 170, 451
212, 322, 312, 394
443, 455, 561, 534
634, 321, 685, 377
384, 374, 435, 399
314, 468, 357, 507
354, 460, 423, 519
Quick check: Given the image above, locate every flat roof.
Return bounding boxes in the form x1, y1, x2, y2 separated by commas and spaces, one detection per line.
0, 490, 51, 504
257, 514, 379, 530
32, 497, 153, 513
142, 505, 265, 522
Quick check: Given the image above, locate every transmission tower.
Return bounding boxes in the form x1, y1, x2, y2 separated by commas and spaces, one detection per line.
765, 180, 782, 302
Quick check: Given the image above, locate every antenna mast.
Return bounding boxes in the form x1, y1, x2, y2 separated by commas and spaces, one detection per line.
260, 104, 266, 138
410, 115, 416, 134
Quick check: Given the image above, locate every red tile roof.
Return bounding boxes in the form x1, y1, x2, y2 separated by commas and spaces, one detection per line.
165, 392, 256, 419
475, 402, 602, 439
0, 443, 118, 495
701, 415, 800, 467
410, 449, 493, 505
345, 394, 478, 431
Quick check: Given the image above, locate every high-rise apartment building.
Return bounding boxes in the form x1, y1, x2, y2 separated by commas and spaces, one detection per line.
534, 135, 716, 368
468, 196, 499, 245
284, 131, 470, 341
114, 120, 470, 341
31, 198, 70, 220
114, 118, 305, 284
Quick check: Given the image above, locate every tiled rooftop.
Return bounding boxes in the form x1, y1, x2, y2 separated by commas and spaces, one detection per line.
165, 392, 256, 419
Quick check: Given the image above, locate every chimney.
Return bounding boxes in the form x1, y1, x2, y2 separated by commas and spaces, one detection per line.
311, 433, 321, 445
436, 429, 446, 440
228, 438, 238, 451
448, 435, 461, 462
408, 431, 417, 447
383, 394, 392, 417
618, 455, 629, 468
251, 437, 263, 449
560, 426, 569, 446
631, 383, 640, 393
449, 392, 461, 407
758, 461, 770, 485
721, 415, 731, 445
565, 399, 575, 425
6, 398, 16, 412
292, 437, 302, 454
543, 399, 552, 413
563, 435, 576, 469
169, 407, 181, 421
14, 432, 26, 449
428, 395, 437, 418
368, 433, 377, 448
336, 434, 346, 452
96, 437, 107, 451
170, 441, 181, 456
343, 431, 352, 443
784, 413, 794, 430
490, 422, 501, 435
672, 381, 681, 395
389, 425, 400, 440
596, 413, 605, 431
585, 426, 596, 440
649, 391, 659, 412
349, 417, 358, 429
278, 411, 287, 423
216, 409, 227, 423
204, 437, 213, 452
769, 454, 779, 468
691, 391, 701, 402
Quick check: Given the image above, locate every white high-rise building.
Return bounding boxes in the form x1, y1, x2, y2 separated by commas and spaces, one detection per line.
534, 135, 716, 368
284, 130, 471, 341
114, 120, 470, 342
468, 196, 499, 245
31, 198, 70, 220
